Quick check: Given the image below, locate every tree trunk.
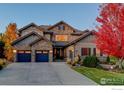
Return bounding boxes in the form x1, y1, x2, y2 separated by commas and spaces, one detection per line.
117, 57, 124, 69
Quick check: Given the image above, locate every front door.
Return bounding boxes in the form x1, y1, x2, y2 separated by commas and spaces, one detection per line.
53, 48, 65, 61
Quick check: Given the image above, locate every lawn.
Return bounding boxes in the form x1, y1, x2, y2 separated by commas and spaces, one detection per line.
73, 66, 124, 85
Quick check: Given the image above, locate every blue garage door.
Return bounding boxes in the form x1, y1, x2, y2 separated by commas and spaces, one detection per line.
35, 50, 49, 62
17, 50, 31, 62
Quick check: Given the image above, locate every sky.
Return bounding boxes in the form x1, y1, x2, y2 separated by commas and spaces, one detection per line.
0, 3, 100, 33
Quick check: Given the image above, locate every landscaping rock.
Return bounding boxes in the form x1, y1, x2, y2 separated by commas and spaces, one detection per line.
99, 64, 116, 70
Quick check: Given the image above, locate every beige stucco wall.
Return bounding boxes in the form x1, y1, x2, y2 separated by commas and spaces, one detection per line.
74, 35, 96, 56
75, 35, 102, 57
66, 34, 102, 59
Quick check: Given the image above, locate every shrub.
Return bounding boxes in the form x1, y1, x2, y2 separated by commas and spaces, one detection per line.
83, 56, 99, 67
71, 61, 76, 66
66, 58, 72, 64
0, 58, 7, 70
71, 55, 81, 66
109, 56, 117, 65
74, 56, 79, 63
79, 59, 83, 66
106, 56, 110, 63
0, 65, 3, 70
71, 57, 78, 66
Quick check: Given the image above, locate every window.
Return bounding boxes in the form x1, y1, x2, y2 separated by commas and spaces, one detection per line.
18, 50, 31, 53
55, 35, 68, 41
81, 48, 91, 56
25, 51, 31, 54
18, 50, 24, 53
36, 51, 42, 53
58, 25, 65, 30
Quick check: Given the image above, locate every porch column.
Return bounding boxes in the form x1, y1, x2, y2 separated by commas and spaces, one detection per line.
32, 49, 35, 62
13, 49, 17, 62
49, 49, 53, 62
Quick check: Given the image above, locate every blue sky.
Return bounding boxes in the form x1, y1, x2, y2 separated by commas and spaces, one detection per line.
0, 3, 100, 33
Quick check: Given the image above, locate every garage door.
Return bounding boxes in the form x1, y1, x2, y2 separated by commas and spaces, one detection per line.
35, 50, 49, 62
17, 50, 31, 62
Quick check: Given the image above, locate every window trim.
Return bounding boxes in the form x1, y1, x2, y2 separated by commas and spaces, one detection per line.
81, 48, 91, 56
57, 25, 65, 30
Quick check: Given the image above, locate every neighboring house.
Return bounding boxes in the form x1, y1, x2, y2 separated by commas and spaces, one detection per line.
12, 21, 103, 62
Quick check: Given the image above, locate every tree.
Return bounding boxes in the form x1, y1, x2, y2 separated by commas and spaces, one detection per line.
95, 3, 124, 69
0, 33, 5, 58
4, 23, 18, 61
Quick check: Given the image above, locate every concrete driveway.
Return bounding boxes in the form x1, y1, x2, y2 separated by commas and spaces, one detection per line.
0, 62, 97, 85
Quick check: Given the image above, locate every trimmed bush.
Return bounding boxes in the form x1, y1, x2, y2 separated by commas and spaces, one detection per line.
74, 56, 79, 63
0, 58, 7, 70
71, 55, 81, 66
106, 56, 110, 63
66, 58, 72, 64
83, 56, 99, 67
71, 61, 77, 66
0, 65, 3, 70
109, 56, 117, 65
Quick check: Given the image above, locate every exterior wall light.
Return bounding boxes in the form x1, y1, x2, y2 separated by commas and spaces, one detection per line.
50, 50, 53, 53
13, 50, 17, 53
71, 49, 74, 52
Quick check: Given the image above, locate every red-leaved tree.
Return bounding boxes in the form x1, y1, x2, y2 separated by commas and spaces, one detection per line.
95, 3, 124, 69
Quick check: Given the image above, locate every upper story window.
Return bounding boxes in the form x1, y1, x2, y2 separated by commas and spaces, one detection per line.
55, 35, 68, 41
57, 25, 65, 30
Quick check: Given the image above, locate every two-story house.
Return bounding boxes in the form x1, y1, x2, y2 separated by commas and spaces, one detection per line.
12, 21, 102, 62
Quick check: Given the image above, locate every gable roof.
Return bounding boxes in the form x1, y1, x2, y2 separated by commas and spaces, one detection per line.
66, 31, 95, 47
30, 35, 53, 46
18, 23, 44, 33
47, 21, 76, 32
71, 29, 89, 35
39, 25, 52, 30
12, 31, 41, 46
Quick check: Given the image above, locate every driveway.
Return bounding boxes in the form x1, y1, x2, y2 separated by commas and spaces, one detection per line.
0, 62, 97, 85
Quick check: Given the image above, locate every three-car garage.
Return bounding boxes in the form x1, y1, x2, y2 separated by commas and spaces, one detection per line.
16, 50, 49, 62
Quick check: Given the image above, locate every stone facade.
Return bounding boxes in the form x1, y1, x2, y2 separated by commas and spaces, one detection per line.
20, 26, 43, 36
49, 22, 81, 42
31, 40, 53, 62
49, 23, 74, 34
13, 34, 39, 50
12, 21, 103, 62
13, 33, 53, 62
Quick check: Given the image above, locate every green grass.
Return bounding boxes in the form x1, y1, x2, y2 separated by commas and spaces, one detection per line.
73, 66, 124, 85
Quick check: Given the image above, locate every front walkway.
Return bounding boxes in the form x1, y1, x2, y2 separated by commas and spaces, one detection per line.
0, 62, 97, 85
